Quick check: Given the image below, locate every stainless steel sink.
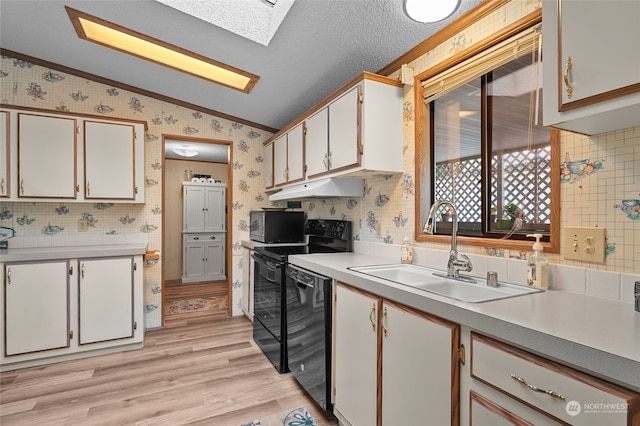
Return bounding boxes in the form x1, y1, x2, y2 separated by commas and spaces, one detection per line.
348, 264, 542, 303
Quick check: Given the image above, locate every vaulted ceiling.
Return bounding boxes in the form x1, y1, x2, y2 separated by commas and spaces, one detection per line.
0, 0, 482, 132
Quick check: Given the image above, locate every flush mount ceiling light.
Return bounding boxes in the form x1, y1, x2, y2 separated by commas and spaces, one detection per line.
66, 6, 259, 93
403, 0, 461, 23
172, 145, 199, 158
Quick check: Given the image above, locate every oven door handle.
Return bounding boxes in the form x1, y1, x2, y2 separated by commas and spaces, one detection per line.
296, 280, 314, 290
252, 252, 279, 270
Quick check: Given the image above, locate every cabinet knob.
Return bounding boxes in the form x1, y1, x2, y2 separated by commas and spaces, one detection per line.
86, 181, 91, 196
193, 236, 199, 240
210, 236, 216, 240
0, 178, 4, 194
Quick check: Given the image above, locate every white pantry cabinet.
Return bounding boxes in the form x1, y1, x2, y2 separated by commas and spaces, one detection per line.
0, 110, 9, 197
4, 260, 70, 356
334, 283, 460, 426
182, 233, 226, 282
273, 123, 305, 186
1, 254, 144, 371
542, 0, 640, 134
2, 107, 145, 203
183, 182, 226, 233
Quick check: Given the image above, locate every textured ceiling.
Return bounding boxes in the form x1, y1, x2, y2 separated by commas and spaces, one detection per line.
0, 0, 483, 131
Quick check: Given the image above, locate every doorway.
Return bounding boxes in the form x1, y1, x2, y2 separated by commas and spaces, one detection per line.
161, 135, 233, 326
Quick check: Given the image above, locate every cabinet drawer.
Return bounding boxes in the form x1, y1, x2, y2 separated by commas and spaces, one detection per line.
471, 333, 640, 425
184, 233, 221, 243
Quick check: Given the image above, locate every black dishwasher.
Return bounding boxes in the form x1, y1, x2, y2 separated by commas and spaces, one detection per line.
285, 264, 333, 415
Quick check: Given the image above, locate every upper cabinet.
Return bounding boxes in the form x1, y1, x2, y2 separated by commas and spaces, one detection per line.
0, 111, 9, 198
18, 113, 77, 199
2, 108, 145, 203
263, 141, 274, 190
273, 122, 305, 187
183, 182, 226, 233
542, 0, 640, 134
84, 121, 137, 200
265, 72, 403, 190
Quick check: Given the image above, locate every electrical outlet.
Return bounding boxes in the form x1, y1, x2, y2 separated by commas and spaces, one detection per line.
563, 226, 606, 263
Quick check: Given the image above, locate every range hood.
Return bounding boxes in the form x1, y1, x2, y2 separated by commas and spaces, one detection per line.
268, 178, 364, 201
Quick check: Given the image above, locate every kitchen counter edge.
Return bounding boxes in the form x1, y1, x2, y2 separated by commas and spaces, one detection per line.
1, 243, 148, 262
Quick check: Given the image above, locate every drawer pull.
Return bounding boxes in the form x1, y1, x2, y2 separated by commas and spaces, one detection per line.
511, 374, 565, 400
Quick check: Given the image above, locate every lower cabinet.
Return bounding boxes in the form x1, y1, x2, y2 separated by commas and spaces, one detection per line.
334, 282, 461, 426
5, 260, 70, 356
465, 331, 640, 426
241, 247, 254, 321
1, 255, 143, 371
182, 233, 226, 282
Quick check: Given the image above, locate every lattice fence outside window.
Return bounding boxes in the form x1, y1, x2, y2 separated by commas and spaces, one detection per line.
435, 145, 551, 226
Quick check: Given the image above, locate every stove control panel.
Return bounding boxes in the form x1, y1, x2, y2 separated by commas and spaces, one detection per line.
306, 219, 352, 240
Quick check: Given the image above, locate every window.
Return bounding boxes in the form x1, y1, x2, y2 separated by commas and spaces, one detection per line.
415, 20, 559, 252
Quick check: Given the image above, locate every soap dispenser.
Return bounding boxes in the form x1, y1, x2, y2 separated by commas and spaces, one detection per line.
401, 234, 413, 264
526, 233, 548, 289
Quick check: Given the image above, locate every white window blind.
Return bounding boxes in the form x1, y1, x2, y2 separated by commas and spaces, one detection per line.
422, 24, 542, 104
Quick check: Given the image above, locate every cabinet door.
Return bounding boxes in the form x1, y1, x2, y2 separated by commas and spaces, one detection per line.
183, 185, 206, 232
381, 301, 459, 426
84, 121, 135, 200
264, 141, 274, 189
305, 108, 329, 178
556, 0, 640, 109
286, 123, 305, 183
204, 186, 225, 232
334, 283, 379, 426
79, 257, 134, 344
328, 86, 360, 172
204, 235, 225, 280
273, 134, 288, 186
0, 111, 8, 197
18, 113, 77, 198
183, 238, 205, 281
5, 260, 70, 355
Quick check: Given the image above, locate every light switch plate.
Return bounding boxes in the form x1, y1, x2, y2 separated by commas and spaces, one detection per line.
563, 226, 606, 263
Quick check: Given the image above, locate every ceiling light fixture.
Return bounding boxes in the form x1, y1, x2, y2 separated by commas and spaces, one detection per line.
66, 7, 259, 93
403, 0, 460, 23
172, 145, 199, 157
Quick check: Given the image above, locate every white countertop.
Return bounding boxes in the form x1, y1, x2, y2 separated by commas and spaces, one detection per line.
289, 252, 640, 392
0, 243, 148, 262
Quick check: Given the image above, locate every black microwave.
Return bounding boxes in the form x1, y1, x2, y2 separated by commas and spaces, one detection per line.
250, 210, 305, 243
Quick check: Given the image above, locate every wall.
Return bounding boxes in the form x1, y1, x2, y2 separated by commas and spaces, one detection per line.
0, 55, 273, 327
163, 158, 228, 281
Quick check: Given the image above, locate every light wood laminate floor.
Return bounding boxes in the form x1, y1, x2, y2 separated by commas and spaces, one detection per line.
0, 316, 337, 426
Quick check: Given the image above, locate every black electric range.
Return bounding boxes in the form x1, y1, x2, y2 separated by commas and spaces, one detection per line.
252, 219, 352, 374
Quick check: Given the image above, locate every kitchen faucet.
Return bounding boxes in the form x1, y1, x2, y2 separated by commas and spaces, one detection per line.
423, 200, 475, 282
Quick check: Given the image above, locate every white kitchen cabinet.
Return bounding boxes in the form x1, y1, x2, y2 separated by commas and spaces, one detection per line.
305, 73, 403, 180
334, 283, 379, 426
542, 0, 640, 134
334, 283, 460, 426
182, 233, 226, 282
304, 107, 329, 178
263, 140, 274, 190
84, 120, 137, 200
78, 257, 134, 345
1, 254, 144, 371
241, 247, 255, 321
0, 111, 9, 197
18, 112, 78, 199
183, 182, 226, 233
4, 260, 70, 356
273, 122, 304, 187
4, 108, 145, 202
464, 331, 640, 425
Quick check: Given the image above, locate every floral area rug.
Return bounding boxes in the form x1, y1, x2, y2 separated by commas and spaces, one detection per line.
241, 406, 317, 426
164, 296, 227, 316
